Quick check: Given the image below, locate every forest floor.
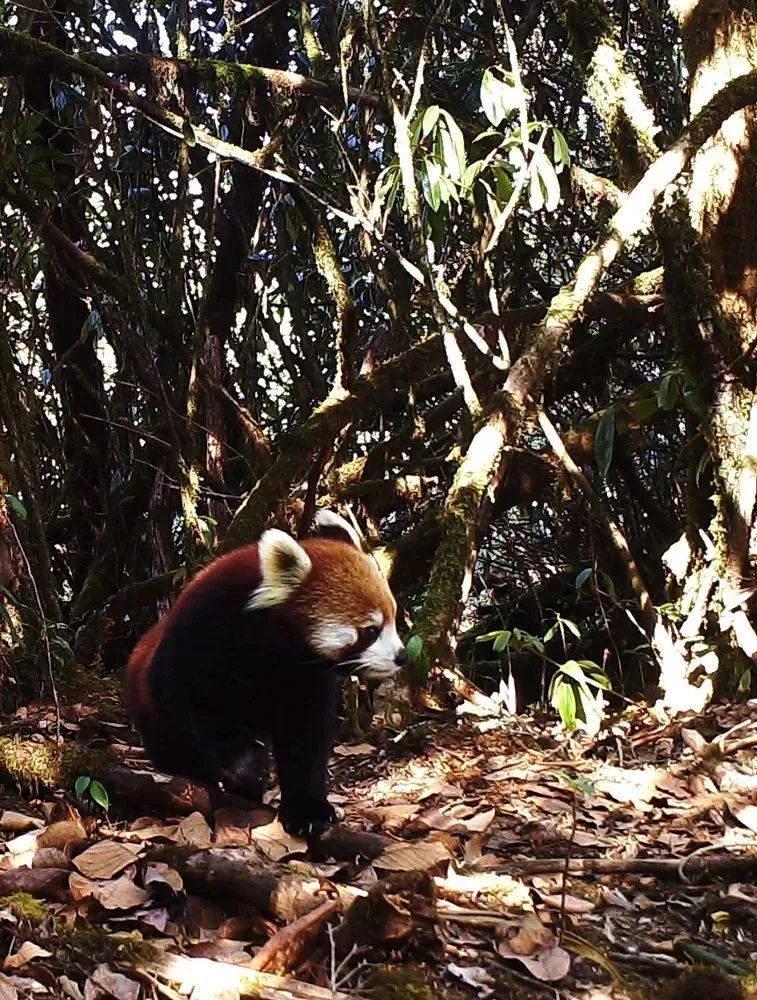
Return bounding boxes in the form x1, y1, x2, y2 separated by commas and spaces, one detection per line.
0, 685, 755, 1000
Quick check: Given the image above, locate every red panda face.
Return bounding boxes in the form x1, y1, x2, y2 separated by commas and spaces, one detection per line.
247, 516, 406, 680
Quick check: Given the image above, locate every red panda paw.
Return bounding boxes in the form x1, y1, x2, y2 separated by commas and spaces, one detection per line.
279, 798, 338, 839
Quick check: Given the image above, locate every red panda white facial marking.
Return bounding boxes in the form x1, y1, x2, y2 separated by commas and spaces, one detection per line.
354, 613, 405, 680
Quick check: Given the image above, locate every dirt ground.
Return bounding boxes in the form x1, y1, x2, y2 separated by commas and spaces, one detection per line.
0, 686, 755, 999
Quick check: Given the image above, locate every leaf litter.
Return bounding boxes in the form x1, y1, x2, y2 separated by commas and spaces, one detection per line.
0, 695, 754, 997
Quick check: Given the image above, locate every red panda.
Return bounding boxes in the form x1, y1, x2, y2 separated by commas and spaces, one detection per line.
125, 511, 406, 837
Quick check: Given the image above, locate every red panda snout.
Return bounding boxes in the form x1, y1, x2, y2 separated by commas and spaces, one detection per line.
306, 615, 406, 678
354, 620, 406, 679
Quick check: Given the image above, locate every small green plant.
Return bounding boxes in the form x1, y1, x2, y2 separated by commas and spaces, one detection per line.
75, 775, 110, 812
549, 659, 610, 734
477, 619, 612, 733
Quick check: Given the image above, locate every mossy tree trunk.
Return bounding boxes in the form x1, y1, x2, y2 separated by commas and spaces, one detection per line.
554, 0, 756, 710
667, 0, 757, 691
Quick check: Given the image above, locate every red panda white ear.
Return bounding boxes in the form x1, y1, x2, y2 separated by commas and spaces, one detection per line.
247, 529, 312, 610
312, 510, 363, 549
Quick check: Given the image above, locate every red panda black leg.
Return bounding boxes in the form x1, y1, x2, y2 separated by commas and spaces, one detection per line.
215, 739, 270, 802
272, 677, 340, 838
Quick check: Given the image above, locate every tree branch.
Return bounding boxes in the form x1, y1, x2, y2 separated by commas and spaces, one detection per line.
414, 67, 757, 663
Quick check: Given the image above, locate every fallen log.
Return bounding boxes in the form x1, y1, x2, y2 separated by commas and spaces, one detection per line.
168, 833, 389, 920
174, 849, 324, 923
495, 852, 757, 880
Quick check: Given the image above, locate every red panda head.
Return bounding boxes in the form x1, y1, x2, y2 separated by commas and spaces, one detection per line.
247, 511, 406, 680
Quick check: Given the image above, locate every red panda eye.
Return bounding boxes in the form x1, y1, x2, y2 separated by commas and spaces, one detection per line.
362, 625, 381, 642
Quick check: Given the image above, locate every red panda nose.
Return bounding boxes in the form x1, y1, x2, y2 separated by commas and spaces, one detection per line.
394, 647, 408, 667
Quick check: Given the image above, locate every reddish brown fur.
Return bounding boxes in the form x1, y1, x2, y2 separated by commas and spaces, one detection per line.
125, 539, 395, 736
123, 529, 402, 837
125, 544, 264, 734
296, 538, 396, 624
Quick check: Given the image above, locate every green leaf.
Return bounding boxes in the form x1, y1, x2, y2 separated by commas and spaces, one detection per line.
493, 165, 513, 203
421, 157, 442, 212
75, 775, 91, 798
406, 634, 424, 663
480, 68, 522, 127
595, 407, 616, 477
543, 624, 558, 643
472, 128, 505, 148
81, 309, 101, 339
421, 105, 441, 138
476, 630, 505, 643
575, 567, 592, 590
533, 150, 561, 211
695, 449, 712, 487
558, 659, 589, 684
480, 69, 503, 126
562, 617, 581, 639
374, 163, 400, 212
551, 677, 577, 730
528, 167, 544, 211
3, 494, 27, 521
493, 630, 512, 653
438, 110, 466, 180
461, 160, 486, 191
89, 780, 110, 811
657, 373, 679, 410
552, 128, 571, 170
578, 661, 612, 689
632, 395, 659, 422
601, 571, 618, 604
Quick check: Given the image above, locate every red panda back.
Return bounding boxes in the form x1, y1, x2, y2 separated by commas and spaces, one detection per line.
124, 544, 263, 734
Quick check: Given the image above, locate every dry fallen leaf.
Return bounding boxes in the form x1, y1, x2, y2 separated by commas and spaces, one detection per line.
96, 875, 151, 911
436, 869, 532, 908
363, 804, 419, 831
214, 806, 274, 846
374, 839, 450, 872
498, 913, 572, 980
416, 801, 495, 835
31, 847, 70, 870
681, 727, 709, 756
333, 742, 376, 757
731, 803, 757, 834
0, 974, 17, 1000
124, 823, 179, 843
537, 892, 596, 914
0, 811, 43, 833
59, 974, 85, 1000
69, 873, 100, 902
143, 862, 184, 893
447, 963, 495, 998
3, 831, 43, 868
176, 811, 213, 848
593, 765, 663, 811
3, 941, 52, 971
88, 965, 140, 1000
508, 912, 553, 955
418, 780, 463, 801
73, 841, 141, 880
249, 820, 307, 861
187, 939, 250, 964
37, 820, 88, 853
